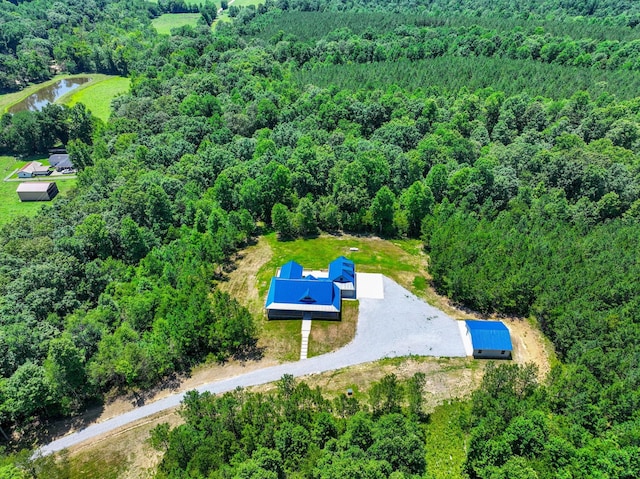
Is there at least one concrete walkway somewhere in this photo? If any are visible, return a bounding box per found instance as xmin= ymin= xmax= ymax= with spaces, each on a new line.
xmin=300 ymin=314 xmax=312 ymax=359
xmin=38 ymin=276 xmax=467 ymax=456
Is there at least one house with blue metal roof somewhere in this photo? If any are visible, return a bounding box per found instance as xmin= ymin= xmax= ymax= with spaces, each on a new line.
xmin=266 ymin=257 xmax=357 ymax=320
xmin=265 ymin=278 xmax=341 ymax=320
xmin=465 ymin=320 xmax=513 ymax=359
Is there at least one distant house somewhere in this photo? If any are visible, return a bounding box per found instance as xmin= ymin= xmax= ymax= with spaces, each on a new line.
xmin=49 ymin=153 xmax=74 ymax=171
xmin=17 ymin=161 xmax=51 ymax=178
xmin=17 ymin=182 xmax=58 ymax=201
xmin=265 ymin=257 xmax=357 ymax=320
xmin=465 ymin=320 xmax=513 ymax=359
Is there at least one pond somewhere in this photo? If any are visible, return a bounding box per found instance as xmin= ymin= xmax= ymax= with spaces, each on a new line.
xmin=8 ymin=77 xmax=91 ymax=114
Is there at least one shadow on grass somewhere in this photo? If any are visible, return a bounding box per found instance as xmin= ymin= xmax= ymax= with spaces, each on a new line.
xmin=232 ymin=342 xmax=266 ymax=363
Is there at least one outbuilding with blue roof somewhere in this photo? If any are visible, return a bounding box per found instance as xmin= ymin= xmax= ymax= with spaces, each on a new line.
xmin=465 ymin=320 xmax=513 ymax=359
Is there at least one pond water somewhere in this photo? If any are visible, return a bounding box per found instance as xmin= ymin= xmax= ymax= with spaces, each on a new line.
xmin=8 ymin=77 xmax=90 ymax=114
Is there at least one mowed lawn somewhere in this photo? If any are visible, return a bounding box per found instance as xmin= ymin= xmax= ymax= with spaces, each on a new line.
xmin=229 ymin=0 xmax=264 ymax=7
xmin=152 ymin=13 xmax=201 ymax=34
xmin=65 ymin=76 xmax=130 ymax=122
xmin=0 ymin=156 xmax=77 ymax=226
xmin=258 ymin=233 xmax=425 ymax=299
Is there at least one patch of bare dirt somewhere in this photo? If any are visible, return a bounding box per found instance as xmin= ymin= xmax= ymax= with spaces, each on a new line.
xmin=503 ymin=317 xmax=554 ymax=379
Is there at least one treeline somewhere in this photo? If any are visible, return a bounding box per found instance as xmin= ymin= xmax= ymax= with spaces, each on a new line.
xmin=151 ymin=364 xmax=640 ymax=479
xmin=0 ymin=103 xmax=95 ymax=155
xmin=151 ymin=0 xmax=220 ymax=27
xmin=294 ymin=57 xmax=640 ymax=100
xmin=0 ymin=170 xmax=257 ymax=434
xmin=0 ymin=1 xmax=639 ymax=475
xmin=0 ymin=0 xmax=157 ymax=92
xmin=151 ymin=373 xmax=429 ymax=478
xmin=245 ymin=11 xmax=640 ymax=74
xmin=465 ymin=362 xmax=640 ymax=478
xmin=2 ymin=12 xmax=640 ymax=440
xmin=276 ymin=0 xmax=640 ymax=25
xmin=154 ymin=0 xmax=200 ymax=14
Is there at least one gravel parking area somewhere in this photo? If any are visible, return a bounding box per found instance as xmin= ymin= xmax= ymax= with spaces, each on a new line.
xmin=40 ymin=276 xmax=467 ymax=455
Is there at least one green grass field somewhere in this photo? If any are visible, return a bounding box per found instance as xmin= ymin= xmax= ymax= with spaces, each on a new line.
xmin=259 ymin=233 xmax=424 ymax=298
xmin=65 ymin=76 xmax=130 ymax=122
xmin=152 ymin=13 xmax=201 ymax=34
xmin=0 ymin=156 xmax=77 ymax=226
xmin=229 ymin=0 xmax=264 ymax=7
xmin=216 ymin=0 xmax=264 ymax=23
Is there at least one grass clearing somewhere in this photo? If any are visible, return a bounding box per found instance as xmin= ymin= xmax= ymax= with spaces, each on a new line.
xmin=65 ymin=76 xmax=130 ymax=122
xmin=230 ymin=0 xmax=264 ymax=7
xmin=0 ymin=155 xmax=77 ymax=226
xmin=256 ymin=233 xmax=427 ymax=361
xmin=62 ymin=409 xmax=182 ymax=479
xmin=152 ymin=13 xmax=201 ymax=35
xmin=222 ymin=233 xmax=439 ymax=362
xmin=220 ymin=232 xmax=554 ymax=375
xmin=252 ymin=356 xmax=481 ymax=411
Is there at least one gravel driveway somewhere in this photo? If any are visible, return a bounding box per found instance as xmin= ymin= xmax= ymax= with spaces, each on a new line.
xmin=39 ymin=276 xmax=466 ymax=456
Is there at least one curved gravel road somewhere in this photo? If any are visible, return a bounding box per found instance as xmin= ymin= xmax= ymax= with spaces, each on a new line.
xmin=38 ymin=275 xmax=466 ymax=456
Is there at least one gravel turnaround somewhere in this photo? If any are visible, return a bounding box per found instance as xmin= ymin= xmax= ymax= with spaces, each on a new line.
xmin=38 ymin=276 xmax=466 ymax=456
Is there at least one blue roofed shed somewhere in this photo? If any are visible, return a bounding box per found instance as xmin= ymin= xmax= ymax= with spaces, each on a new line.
xmin=265 ymin=278 xmax=341 ymax=320
xmin=465 ymin=320 xmax=513 ymax=359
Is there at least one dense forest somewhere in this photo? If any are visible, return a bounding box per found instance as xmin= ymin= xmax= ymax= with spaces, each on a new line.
xmin=1 ymin=0 xmax=640 ymax=477
xmin=0 ymin=0 xmax=216 ymax=92
xmin=150 ymin=374 xmax=430 ymax=478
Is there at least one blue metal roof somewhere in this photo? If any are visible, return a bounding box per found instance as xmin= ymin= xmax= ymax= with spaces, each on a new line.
xmin=329 ymin=256 xmax=355 ymax=283
xmin=266 ymin=278 xmax=341 ymax=311
xmin=465 ymin=320 xmax=513 ymax=351
xmin=279 ymin=260 xmax=303 ymax=279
